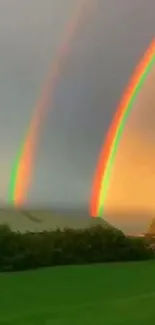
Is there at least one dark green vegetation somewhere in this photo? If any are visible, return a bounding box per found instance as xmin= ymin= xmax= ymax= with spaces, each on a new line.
xmin=1 ymin=261 xmax=155 ymax=324
xmin=0 ymin=224 xmax=153 ymax=272
xmin=0 ymin=224 xmax=154 ymax=324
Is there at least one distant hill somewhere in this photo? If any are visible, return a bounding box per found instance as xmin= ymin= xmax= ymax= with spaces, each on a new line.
xmin=0 ymin=208 xmax=153 ymax=235
xmin=0 ymin=208 xmax=111 ymax=233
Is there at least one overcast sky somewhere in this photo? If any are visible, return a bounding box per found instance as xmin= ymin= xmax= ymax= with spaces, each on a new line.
xmin=0 ymin=0 xmax=155 ymax=232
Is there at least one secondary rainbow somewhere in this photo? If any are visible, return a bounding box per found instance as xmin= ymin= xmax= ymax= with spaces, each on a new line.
xmin=90 ymin=39 xmax=155 ymax=218
xmin=8 ymin=0 xmax=96 ymax=207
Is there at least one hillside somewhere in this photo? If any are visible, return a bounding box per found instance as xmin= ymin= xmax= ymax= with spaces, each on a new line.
xmin=0 ymin=208 xmax=110 ymax=233
xmin=1 ymin=262 xmax=155 ymax=325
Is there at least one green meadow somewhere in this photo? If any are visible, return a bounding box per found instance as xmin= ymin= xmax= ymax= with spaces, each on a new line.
xmin=0 ymin=261 xmax=155 ymax=325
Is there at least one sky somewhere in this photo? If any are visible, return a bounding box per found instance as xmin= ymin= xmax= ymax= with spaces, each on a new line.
xmin=0 ymin=0 xmax=155 ymax=233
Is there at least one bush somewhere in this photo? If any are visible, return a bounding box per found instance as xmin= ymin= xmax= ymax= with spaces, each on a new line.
xmin=0 ymin=224 xmax=153 ymax=272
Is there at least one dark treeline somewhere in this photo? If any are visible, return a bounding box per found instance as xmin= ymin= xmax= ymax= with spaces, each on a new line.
xmin=0 ymin=224 xmax=153 ymax=272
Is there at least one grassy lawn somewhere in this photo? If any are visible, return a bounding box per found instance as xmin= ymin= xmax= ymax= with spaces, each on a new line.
xmin=0 ymin=261 xmax=155 ymax=324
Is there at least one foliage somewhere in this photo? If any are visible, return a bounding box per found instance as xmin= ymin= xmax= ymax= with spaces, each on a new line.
xmin=0 ymin=224 xmax=153 ymax=271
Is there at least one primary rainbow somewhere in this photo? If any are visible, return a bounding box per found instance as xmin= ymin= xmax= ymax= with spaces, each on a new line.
xmin=90 ymin=39 xmax=155 ymax=218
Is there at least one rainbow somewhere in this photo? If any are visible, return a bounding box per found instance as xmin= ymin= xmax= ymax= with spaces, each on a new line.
xmin=90 ymin=39 xmax=155 ymax=218
xmin=8 ymin=0 xmax=96 ymax=207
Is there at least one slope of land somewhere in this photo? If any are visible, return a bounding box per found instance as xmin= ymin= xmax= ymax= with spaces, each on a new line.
xmin=0 ymin=208 xmax=109 ymax=232
xmin=0 ymin=261 xmax=155 ymax=325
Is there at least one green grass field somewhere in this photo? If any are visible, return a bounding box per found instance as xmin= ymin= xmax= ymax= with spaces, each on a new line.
xmin=0 ymin=261 xmax=155 ymax=325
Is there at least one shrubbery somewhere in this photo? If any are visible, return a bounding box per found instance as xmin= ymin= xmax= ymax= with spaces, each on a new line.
xmin=0 ymin=224 xmax=153 ymax=272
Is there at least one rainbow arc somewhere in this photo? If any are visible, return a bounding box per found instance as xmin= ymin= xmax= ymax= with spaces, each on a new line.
xmin=90 ymin=39 xmax=155 ymax=217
